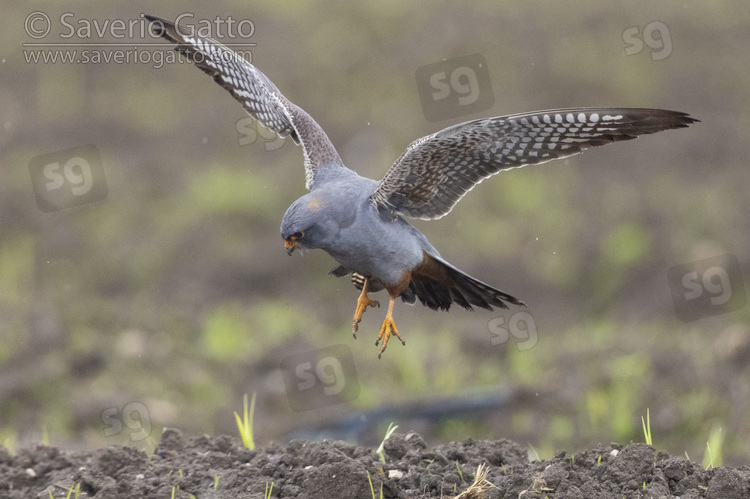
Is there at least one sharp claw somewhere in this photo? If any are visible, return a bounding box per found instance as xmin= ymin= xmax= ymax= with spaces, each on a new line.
xmin=352 ymin=278 xmax=379 ymax=334
xmin=354 ymin=285 xmax=404 ymax=358
xmin=375 ymin=310 xmax=404 ymax=357
xmin=377 ymin=342 xmax=387 ymax=359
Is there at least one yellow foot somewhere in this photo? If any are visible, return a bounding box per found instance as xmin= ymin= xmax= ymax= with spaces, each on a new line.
xmin=352 ymin=277 xmax=379 ymax=338
xmin=375 ymin=304 xmax=406 ymax=359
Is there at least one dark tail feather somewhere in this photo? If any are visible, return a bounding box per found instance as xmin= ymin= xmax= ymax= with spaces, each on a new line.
xmin=410 ymin=254 xmax=526 ymax=312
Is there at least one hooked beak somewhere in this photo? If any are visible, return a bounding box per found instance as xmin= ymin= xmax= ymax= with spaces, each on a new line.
xmin=285 ymin=240 xmax=299 ymax=255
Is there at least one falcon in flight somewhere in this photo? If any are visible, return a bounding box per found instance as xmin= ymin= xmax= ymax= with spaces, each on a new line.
xmin=146 ymin=15 xmax=696 ymax=357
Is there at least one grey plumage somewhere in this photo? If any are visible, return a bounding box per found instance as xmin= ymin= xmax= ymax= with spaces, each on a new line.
xmin=147 ymin=14 xmax=697 ymax=355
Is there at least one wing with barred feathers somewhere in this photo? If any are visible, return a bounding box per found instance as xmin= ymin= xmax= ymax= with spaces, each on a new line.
xmin=145 ymin=14 xmax=345 ymax=189
xmin=371 ymin=108 xmax=697 ymax=220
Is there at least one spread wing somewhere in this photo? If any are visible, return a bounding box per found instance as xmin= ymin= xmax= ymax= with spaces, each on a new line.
xmin=371 ymin=108 xmax=697 ymax=220
xmin=145 ymin=15 xmax=345 ymax=190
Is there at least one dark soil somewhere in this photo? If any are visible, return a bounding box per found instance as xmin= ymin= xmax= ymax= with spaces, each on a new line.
xmin=3 ymin=429 xmax=750 ymax=498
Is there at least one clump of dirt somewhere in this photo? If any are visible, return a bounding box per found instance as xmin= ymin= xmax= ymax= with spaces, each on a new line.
xmin=2 ymin=428 xmax=749 ymax=498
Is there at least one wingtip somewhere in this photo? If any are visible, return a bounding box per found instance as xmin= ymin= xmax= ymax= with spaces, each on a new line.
xmin=683 ymin=116 xmax=701 ymax=125
xmin=671 ymin=110 xmax=700 ymax=126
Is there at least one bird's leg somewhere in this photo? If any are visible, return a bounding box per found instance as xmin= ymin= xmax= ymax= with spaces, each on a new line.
xmin=352 ymin=276 xmax=379 ymax=338
xmin=375 ymin=295 xmax=406 ymax=359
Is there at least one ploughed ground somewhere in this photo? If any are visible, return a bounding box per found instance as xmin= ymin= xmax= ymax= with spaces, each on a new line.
xmin=3 ymin=428 xmax=749 ymax=498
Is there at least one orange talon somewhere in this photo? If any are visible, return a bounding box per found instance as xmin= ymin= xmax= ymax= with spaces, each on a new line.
xmin=352 ymin=276 xmax=379 ymax=338
xmin=375 ymin=296 xmax=406 ymax=358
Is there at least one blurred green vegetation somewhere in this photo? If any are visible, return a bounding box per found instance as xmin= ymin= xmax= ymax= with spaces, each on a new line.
xmin=2 ymin=1 xmax=750 ymax=465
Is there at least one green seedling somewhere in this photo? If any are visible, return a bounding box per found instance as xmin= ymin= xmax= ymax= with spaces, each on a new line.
xmin=48 ymin=482 xmax=80 ymax=499
xmin=456 ymin=461 xmax=464 ymax=482
xmin=642 ymin=408 xmax=652 ymax=446
xmin=234 ymin=392 xmax=257 ymax=450
xmin=704 ymin=444 xmax=715 ymax=469
xmin=264 ymin=481 xmax=274 ymax=499
xmin=702 ymin=426 xmax=724 ymax=469
xmin=366 ymin=470 xmax=384 ymax=499
xmin=67 ymin=483 xmax=80 ymax=499
xmin=376 ymin=422 xmax=398 ymax=463
xmin=214 ymin=474 xmax=220 ymax=490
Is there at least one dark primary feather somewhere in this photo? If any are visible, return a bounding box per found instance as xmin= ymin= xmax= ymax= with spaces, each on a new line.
xmin=371 ymin=108 xmax=698 ymax=220
xmin=145 ymin=14 xmax=343 ymax=189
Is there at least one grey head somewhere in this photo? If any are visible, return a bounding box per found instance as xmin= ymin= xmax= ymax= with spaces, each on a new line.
xmin=281 ymin=190 xmax=346 ymax=255
xmin=281 ymin=168 xmax=373 ymax=255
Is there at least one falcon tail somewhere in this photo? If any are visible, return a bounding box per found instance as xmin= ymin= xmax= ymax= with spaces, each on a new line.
xmin=333 ymin=252 xmax=525 ymax=312
xmin=406 ymin=252 xmax=526 ymax=311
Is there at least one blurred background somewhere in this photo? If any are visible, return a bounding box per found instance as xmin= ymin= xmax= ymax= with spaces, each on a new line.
xmin=2 ymin=1 xmax=749 ymax=465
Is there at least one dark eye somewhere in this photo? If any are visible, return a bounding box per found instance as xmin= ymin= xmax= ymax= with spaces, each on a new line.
xmin=290 ymin=231 xmax=304 ymax=240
